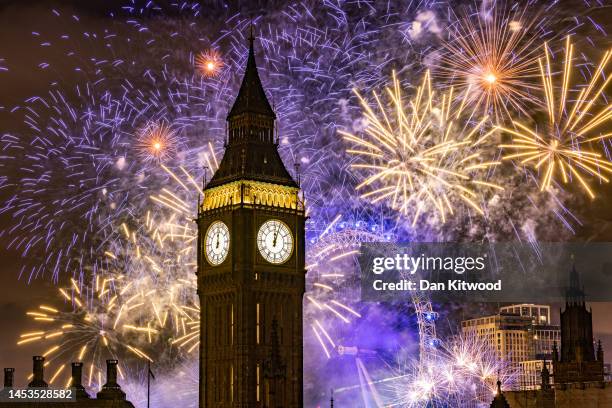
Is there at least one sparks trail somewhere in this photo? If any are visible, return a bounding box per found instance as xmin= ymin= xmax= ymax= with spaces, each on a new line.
xmin=499 ymin=36 xmax=612 ymax=199
xmin=341 ymin=71 xmax=503 ymax=226
xmin=380 ymin=333 xmax=517 ymax=406
xmin=18 ymin=277 xmax=157 ymax=391
xmin=436 ymin=2 xmax=546 ymax=121
xmin=136 ymin=121 xmax=180 ymax=163
xmin=195 ymin=49 xmax=224 ymax=78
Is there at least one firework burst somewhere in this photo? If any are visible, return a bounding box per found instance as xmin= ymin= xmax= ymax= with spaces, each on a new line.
xmin=499 ymin=36 xmax=612 ymax=199
xmin=437 ymin=3 xmax=544 ymax=120
xmin=17 ymin=176 xmax=208 ymax=388
xmin=341 ymin=71 xmax=503 ymax=226
xmin=106 ymin=218 xmax=200 ymax=356
xmin=381 ymin=333 xmax=518 ymax=406
xmin=1 ymin=2 xmax=609 ymax=406
xmin=444 ymin=333 xmax=517 ymax=397
xmin=17 ymin=277 xmax=158 ymax=390
xmin=136 ymin=121 xmax=180 ymax=163
xmin=195 ymin=49 xmax=224 ymax=78
xmin=104 ymin=166 xmax=206 ymax=357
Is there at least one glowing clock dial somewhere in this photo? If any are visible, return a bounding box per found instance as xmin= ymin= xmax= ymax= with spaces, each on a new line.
xmin=257 ymin=219 xmax=293 ymax=264
xmin=204 ymin=221 xmax=230 ymax=266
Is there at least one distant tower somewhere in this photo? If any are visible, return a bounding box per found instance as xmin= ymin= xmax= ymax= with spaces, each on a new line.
xmin=539 ymin=360 xmax=556 ymax=408
xmin=553 ymin=264 xmax=605 ymax=383
xmin=540 ymin=360 xmax=550 ymax=390
xmin=597 ymin=339 xmax=605 ymax=363
xmin=197 ymin=28 xmax=306 ymax=407
xmin=489 ymin=380 xmax=510 ymax=408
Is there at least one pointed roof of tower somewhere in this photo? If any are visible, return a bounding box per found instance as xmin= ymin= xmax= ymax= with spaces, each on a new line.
xmin=204 ymin=27 xmax=297 ymax=190
xmin=541 ymin=359 xmax=551 ymax=389
xmin=489 ymin=381 xmax=510 ymax=408
xmin=227 ymin=29 xmax=275 ymax=120
xmin=566 ymin=262 xmax=585 ymax=305
xmin=570 ymin=262 xmax=580 ymax=290
xmin=597 ymin=339 xmax=604 ymax=360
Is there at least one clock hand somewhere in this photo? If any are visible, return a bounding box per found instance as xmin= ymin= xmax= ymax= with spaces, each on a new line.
xmin=216 ymin=231 xmax=220 ymax=249
xmin=272 ymin=223 xmax=281 ymax=247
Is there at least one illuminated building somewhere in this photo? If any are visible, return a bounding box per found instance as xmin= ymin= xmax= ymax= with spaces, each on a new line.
xmin=462 ymin=311 xmax=534 ymax=363
xmin=196 ymin=29 xmax=306 ymax=407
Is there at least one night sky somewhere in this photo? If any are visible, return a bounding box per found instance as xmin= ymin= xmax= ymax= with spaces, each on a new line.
xmin=1 ymin=0 xmax=612 ymax=397
xmin=0 ymin=0 xmax=281 ymax=382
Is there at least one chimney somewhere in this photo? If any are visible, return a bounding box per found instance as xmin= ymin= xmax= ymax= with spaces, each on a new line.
xmin=71 ymin=362 xmax=89 ymax=399
xmin=3 ymin=368 xmax=14 ymax=388
xmin=28 ymin=356 xmax=48 ymax=388
xmin=96 ymin=359 xmax=126 ymax=400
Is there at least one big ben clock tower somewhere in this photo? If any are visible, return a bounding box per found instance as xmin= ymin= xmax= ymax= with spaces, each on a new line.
xmin=197 ymin=31 xmax=305 ymax=408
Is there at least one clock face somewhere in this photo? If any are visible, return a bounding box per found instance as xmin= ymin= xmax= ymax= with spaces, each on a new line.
xmin=204 ymin=221 xmax=230 ymax=266
xmin=257 ymin=219 xmax=293 ymax=264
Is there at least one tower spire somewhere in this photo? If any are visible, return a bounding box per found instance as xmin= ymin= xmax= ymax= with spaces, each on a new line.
xmin=541 ymin=359 xmax=550 ymax=390
xmin=567 ymin=262 xmax=585 ymax=305
xmin=226 ymin=26 xmax=275 ymax=120
xmin=555 ymin=257 xmax=603 ymax=383
xmin=196 ymin=22 xmax=305 ymax=408
xmin=204 ymin=24 xmax=297 ymax=190
xmin=489 ymin=380 xmax=510 ymax=408
xmin=597 ymin=339 xmax=604 ymax=362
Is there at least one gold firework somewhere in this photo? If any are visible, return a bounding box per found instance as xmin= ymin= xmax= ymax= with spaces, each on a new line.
xmin=17 ymin=277 xmax=156 ymax=389
xmin=108 ymin=201 xmax=201 ymax=353
xmin=169 ymin=303 xmax=200 ymax=353
xmin=499 ymin=37 xmax=612 ymax=199
xmin=136 ymin=120 xmax=178 ymax=163
xmin=340 ymin=71 xmax=502 ymax=225
xmin=105 ymin=161 xmax=221 ymax=356
xmin=110 ymin=164 xmax=210 ymax=354
xmin=17 ymin=163 xmax=211 ymax=387
xmin=195 ymin=49 xmax=224 ymax=78
xmin=437 ymin=4 xmax=542 ymax=120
